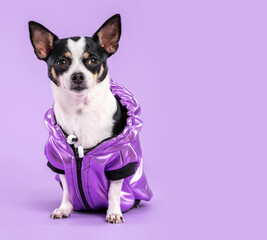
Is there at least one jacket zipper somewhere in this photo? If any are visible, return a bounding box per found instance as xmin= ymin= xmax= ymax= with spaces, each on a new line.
xmin=73 ymin=148 xmax=92 ymax=211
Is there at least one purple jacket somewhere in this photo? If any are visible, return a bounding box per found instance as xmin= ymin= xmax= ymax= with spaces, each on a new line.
xmin=44 ymin=80 xmax=153 ymax=212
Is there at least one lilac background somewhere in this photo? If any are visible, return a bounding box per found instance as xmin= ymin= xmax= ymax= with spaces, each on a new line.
xmin=0 ymin=0 xmax=266 ymax=239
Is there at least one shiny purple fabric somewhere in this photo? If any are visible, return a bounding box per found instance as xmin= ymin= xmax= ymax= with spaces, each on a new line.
xmin=44 ymin=80 xmax=153 ymax=212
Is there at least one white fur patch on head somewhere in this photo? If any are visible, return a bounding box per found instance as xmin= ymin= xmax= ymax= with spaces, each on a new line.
xmin=58 ymin=37 xmax=95 ymax=92
xmin=68 ymin=37 xmax=86 ymax=65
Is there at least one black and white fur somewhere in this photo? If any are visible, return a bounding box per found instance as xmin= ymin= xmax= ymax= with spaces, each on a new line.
xmin=29 ymin=14 xmax=127 ymax=224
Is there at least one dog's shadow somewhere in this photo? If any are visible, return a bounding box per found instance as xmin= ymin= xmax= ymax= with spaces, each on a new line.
xmin=26 ymin=194 xmax=106 ymax=224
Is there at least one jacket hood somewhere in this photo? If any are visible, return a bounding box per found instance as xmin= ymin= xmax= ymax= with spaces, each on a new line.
xmin=44 ymin=79 xmax=143 ymax=155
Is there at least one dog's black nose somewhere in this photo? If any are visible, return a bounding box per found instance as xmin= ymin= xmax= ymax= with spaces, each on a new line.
xmin=71 ymin=72 xmax=85 ymax=84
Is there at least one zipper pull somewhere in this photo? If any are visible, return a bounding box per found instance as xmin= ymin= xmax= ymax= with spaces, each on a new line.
xmin=78 ymin=145 xmax=84 ymax=158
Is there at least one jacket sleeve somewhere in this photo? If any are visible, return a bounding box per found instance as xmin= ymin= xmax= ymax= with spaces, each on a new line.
xmin=44 ymin=137 xmax=65 ymax=174
xmin=104 ymin=139 xmax=141 ymax=180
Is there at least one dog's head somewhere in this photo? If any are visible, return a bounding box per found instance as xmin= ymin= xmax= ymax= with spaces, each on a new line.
xmin=29 ymin=14 xmax=121 ymax=94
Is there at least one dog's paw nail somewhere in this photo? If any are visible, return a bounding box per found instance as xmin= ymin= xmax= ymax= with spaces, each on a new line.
xmin=51 ymin=208 xmax=71 ymax=219
xmin=106 ymin=213 xmax=124 ymax=224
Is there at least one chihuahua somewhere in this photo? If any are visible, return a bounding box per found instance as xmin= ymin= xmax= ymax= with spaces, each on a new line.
xmin=29 ymin=14 xmax=152 ymax=224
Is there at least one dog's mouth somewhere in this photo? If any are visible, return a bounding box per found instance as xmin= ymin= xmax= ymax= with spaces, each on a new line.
xmin=70 ymin=85 xmax=87 ymax=92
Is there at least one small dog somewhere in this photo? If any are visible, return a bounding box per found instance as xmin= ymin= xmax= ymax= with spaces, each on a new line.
xmin=29 ymin=14 xmax=152 ymax=224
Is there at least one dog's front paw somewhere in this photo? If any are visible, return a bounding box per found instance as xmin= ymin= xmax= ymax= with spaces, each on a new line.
xmin=106 ymin=212 xmax=124 ymax=224
xmin=50 ymin=207 xmax=72 ymax=219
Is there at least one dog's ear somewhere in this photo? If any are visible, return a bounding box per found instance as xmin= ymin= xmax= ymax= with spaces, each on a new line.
xmin=28 ymin=21 xmax=58 ymax=60
xmin=92 ymin=14 xmax=121 ymax=55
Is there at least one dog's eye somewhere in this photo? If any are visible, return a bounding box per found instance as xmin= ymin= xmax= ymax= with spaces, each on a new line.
xmin=57 ymin=59 xmax=67 ymax=67
xmin=88 ymin=58 xmax=99 ymax=66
